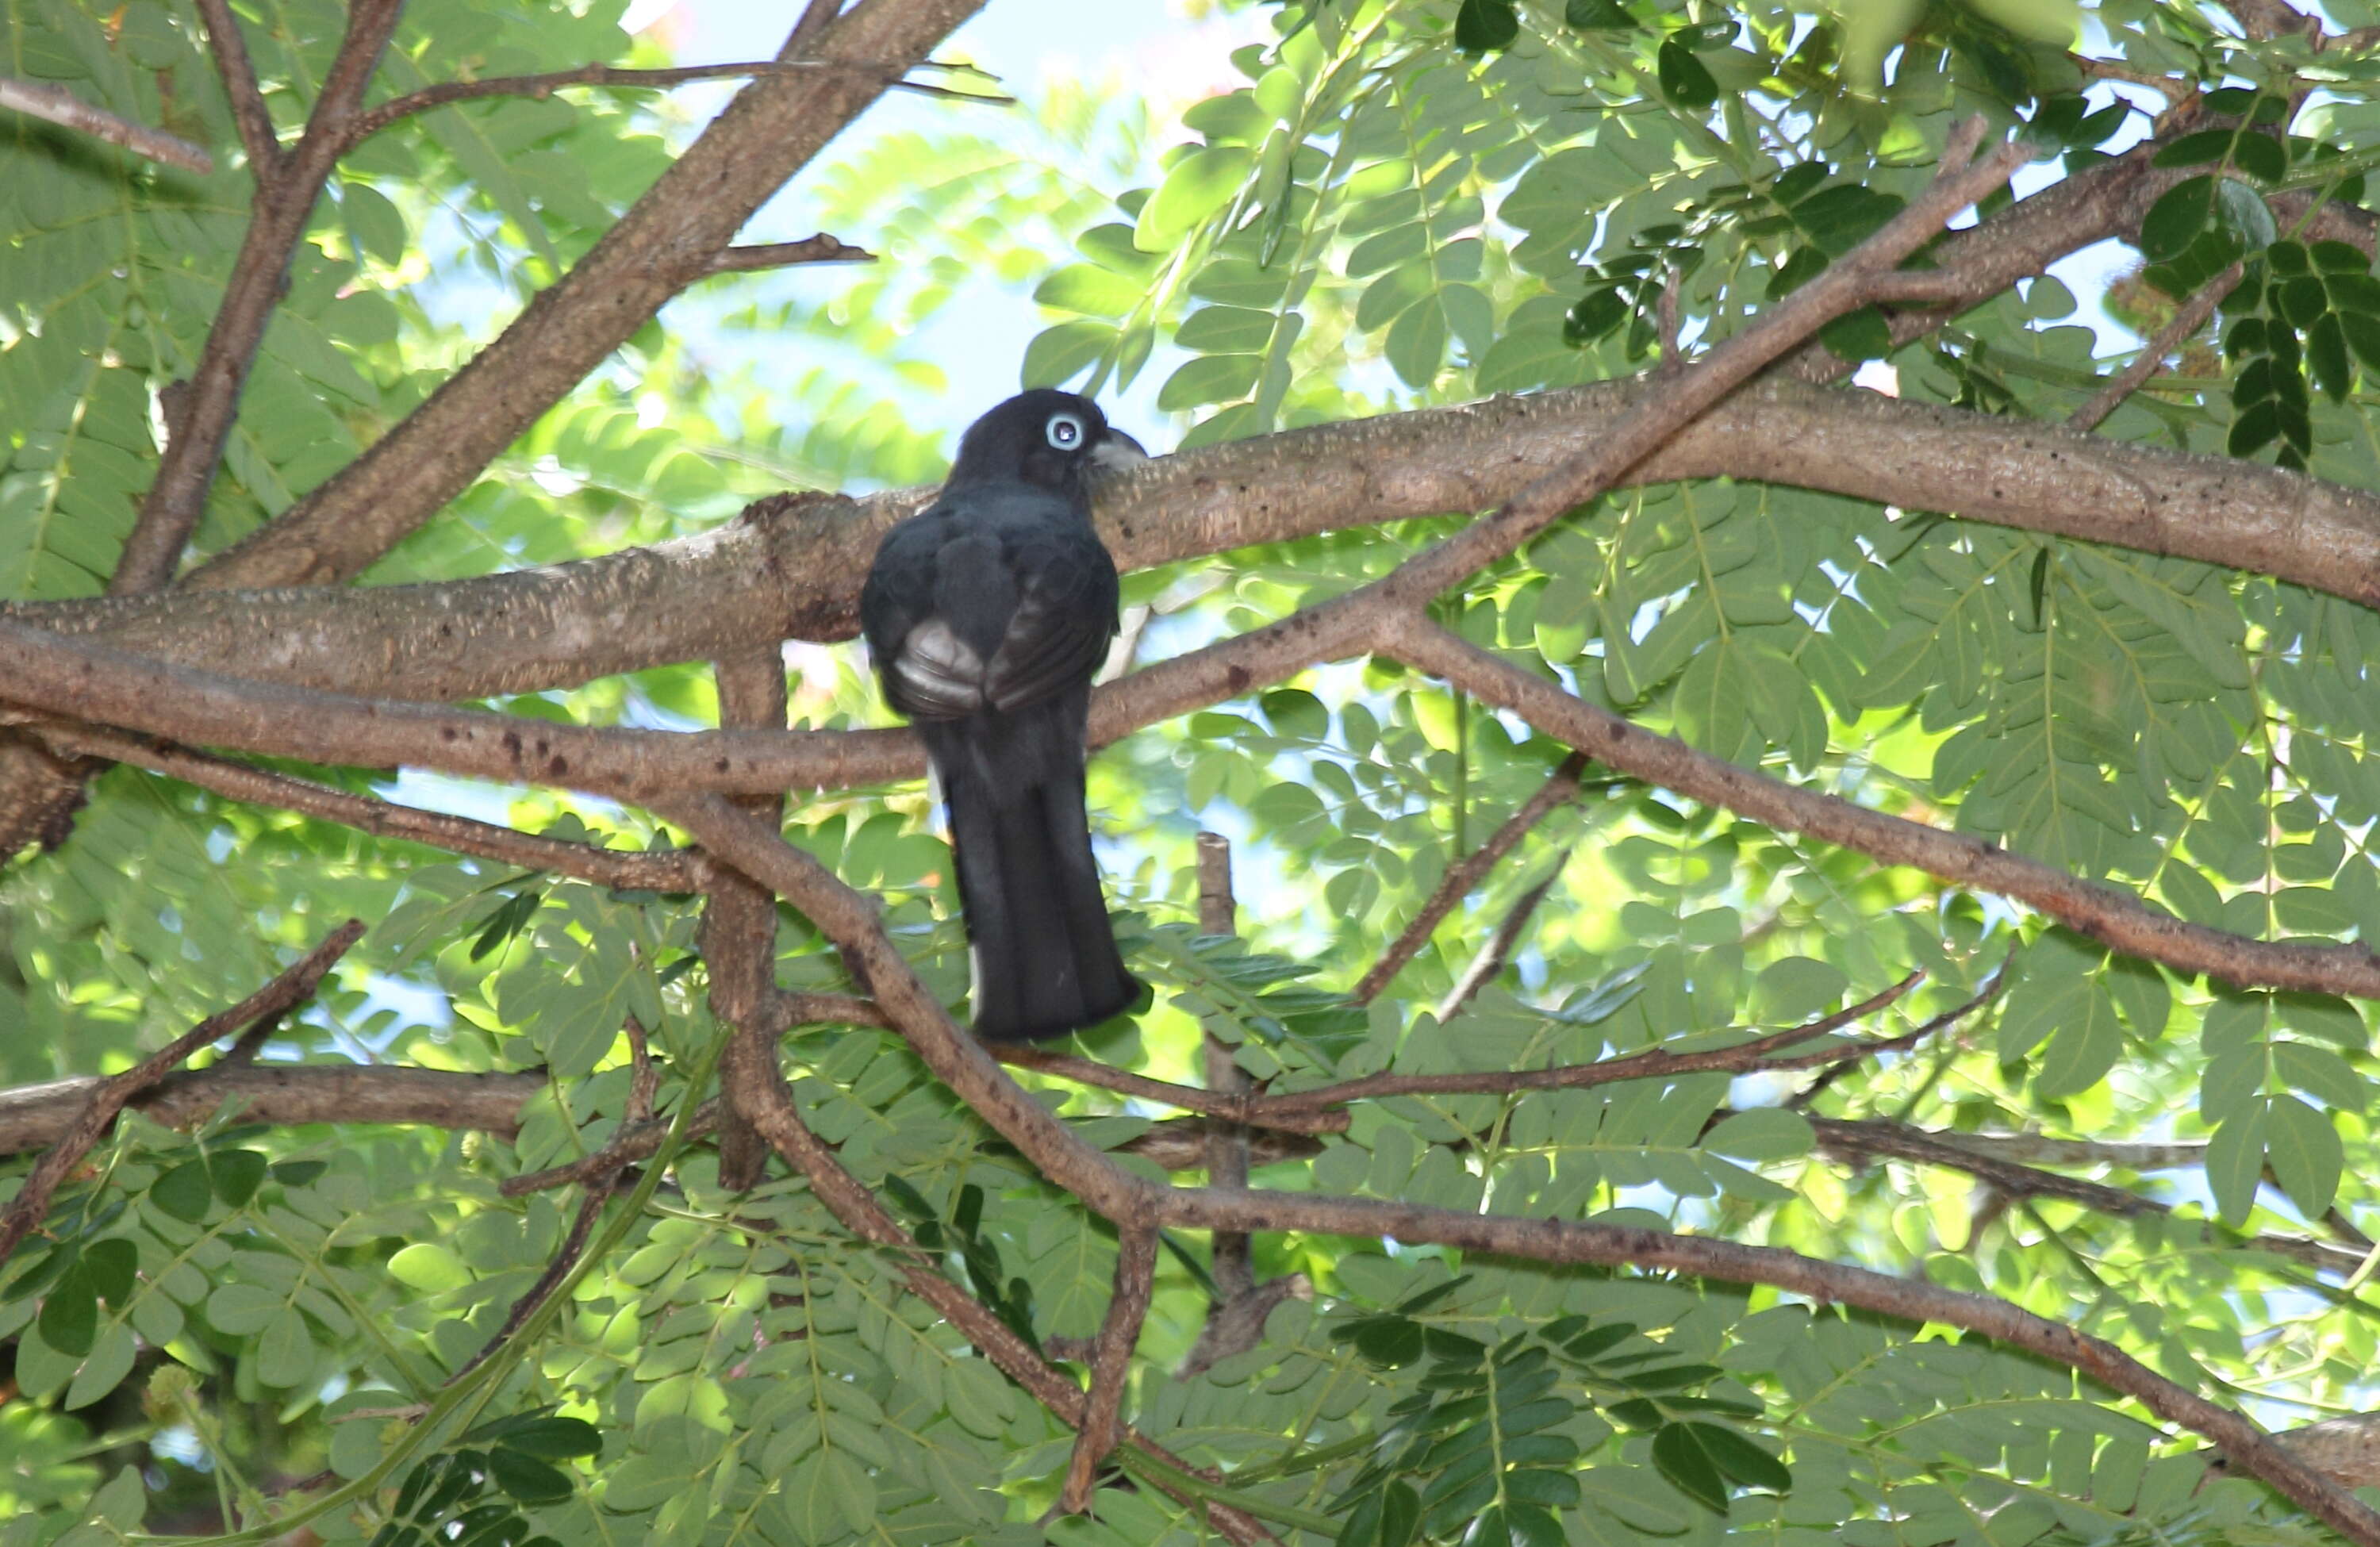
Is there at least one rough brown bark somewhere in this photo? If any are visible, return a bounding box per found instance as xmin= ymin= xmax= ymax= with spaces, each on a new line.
xmin=19 ymin=377 xmax=2380 ymax=712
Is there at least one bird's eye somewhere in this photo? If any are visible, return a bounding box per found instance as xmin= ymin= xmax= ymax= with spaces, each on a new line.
xmin=1046 ymin=413 xmax=1086 ymax=450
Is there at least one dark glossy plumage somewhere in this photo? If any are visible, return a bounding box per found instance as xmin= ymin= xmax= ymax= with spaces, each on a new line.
xmin=858 ymin=390 xmax=1146 ymax=1041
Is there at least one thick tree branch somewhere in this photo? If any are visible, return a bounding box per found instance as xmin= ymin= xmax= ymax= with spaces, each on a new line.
xmin=0 ymin=1065 xmax=540 ymax=1157
xmin=14 ymin=578 xmax=2377 ymax=1010
xmin=1353 ymin=752 xmax=1586 ymax=1004
xmin=28 ymin=372 xmax=2380 ymax=716
xmin=0 ymin=920 xmax=363 ymax=1267
xmin=0 ymin=75 xmax=213 ymax=174
xmin=708 ymin=647 xmax=792 ymax=1191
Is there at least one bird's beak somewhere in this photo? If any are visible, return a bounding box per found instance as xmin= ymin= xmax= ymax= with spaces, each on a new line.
xmin=1089 ymin=429 xmax=1149 ymax=470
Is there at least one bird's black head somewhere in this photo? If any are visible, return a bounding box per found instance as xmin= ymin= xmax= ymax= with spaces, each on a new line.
xmin=945 ymin=389 xmax=1147 ymax=497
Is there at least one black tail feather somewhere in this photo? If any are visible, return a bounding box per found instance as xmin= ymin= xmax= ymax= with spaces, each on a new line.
xmin=926 ymin=703 xmax=1138 ymax=1042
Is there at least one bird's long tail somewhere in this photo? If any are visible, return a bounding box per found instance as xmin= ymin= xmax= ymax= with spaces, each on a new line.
xmin=923 ymin=704 xmax=1140 ymax=1041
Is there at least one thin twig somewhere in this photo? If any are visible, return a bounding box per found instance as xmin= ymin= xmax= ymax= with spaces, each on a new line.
xmin=193 ymin=0 xmax=282 ymax=180
xmin=1382 ymin=616 xmax=2380 ymax=1000
xmin=1355 ymin=753 xmax=1587 ymax=1004
xmin=1196 ymin=834 xmax=1253 ymax=1301
xmin=702 ymin=235 xmax=876 ymax=274
xmin=1656 ymin=267 xmax=1683 ymax=373
xmin=1061 ymin=1227 xmax=1158 ymax=1513
xmin=2071 ymin=54 xmax=2190 ymax=103
xmin=1254 ymin=970 xmax=1930 ymax=1118
xmin=2068 ymin=261 xmax=2244 ymax=432
xmin=1813 ymin=1115 xmax=2366 ymax=1275
xmin=0 ymin=75 xmax=213 ymax=174
xmin=448 ymin=1175 xmax=616 ymax=1383
xmin=1434 ymin=849 xmax=1568 ymax=1023
xmin=334 ymin=60 xmax=1003 ymax=152
xmin=1791 ymin=965 xmax=2006 ymax=1108
xmin=113 ymin=0 xmax=404 ymax=594
xmin=0 ymin=920 xmax=363 ymax=1268
xmin=33 ymin=721 xmax=709 ymax=892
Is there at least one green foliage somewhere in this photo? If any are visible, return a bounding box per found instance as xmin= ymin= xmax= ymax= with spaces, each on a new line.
xmin=17 ymin=0 xmax=2380 ymax=1541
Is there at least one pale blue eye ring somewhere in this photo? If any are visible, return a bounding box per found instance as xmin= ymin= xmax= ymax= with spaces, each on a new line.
xmin=1046 ymin=413 xmax=1086 ymax=450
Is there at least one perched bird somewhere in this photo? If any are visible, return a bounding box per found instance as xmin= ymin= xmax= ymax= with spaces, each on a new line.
xmin=859 ymin=390 xmax=1149 ymax=1040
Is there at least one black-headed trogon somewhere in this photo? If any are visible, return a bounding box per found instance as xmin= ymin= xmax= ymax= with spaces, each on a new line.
xmin=858 ymin=390 xmax=1147 ymax=1040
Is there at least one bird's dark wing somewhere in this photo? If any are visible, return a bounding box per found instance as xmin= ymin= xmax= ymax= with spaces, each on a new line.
xmin=861 ymin=487 xmax=1117 ymax=723
xmin=979 ymin=522 xmax=1118 ymax=714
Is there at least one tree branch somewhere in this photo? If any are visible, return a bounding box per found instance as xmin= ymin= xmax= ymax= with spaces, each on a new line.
xmin=1195 ymin=834 xmax=1254 ymax=1306
xmin=2068 ymin=262 xmax=2244 ymax=432
xmin=0 ymin=920 xmax=363 ymax=1267
xmin=1384 ymin=616 xmax=2380 ymax=1000
xmin=22 ymin=376 xmax=2380 ymax=711
xmin=192 ymin=0 xmax=985 ymax=594
xmin=1061 ymin=1226 xmax=1157 ymax=1514
xmin=28 ymin=721 xmax=710 ymax=892
xmin=658 ymin=795 xmax=2380 ymax=1547
xmin=1433 ymin=850 xmax=1570 ymax=1023
xmin=1253 ymin=969 xmax=1933 ymax=1118
xmin=708 ymin=647 xmax=792 ymax=1191
xmin=449 ymin=1173 xmax=616 ymax=1383
xmin=113 ymin=0 xmax=405 ymax=596
xmin=1354 ymin=752 xmax=1586 ymax=1004
xmin=702 ymin=235 xmax=874 ymax=274
xmin=716 ymin=1005 xmax=1275 ymax=1543
xmin=0 ymin=75 xmax=213 ymax=174
xmin=1810 ymin=1114 xmax=2366 ymax=1275
xmin=1145 ymin=1183 xmax=2380 ymax=1545
xmin=336 ymin=60 xmax=943 ymax=151
xmin=192 ymin=0 xmax=282 ymax=182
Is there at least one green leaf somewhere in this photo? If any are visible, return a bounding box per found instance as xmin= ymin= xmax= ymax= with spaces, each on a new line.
xmin=2205 ymin=1107 xmax=2267 ymax=1226
xmin=209 ymin=1149 xmax=268 ymax=1208
xmin=2140 ymin=177 xmax=2215 ymax=263
xmin=1690 ymin=1422 xmax=1792 ymax=1491
xmin=1702 ymin=1108 xmax=1814 ymax=1161
xmin=1565 ymin=0 xmax=1633 ymax=26
xmin=2152 ymin=129 xmax=2237 ymax=169
xmin=489 ymin=1448 xmax=575 ymax=1506
xmin=1651 ymin=1420 xmax=1730 ymax=1512
xmin=2267 ymin=1095 xmax=2344 ymax=1218
xmin=1657 ymin=40 xmax=1719 ymax=108
xmin=1820 ymin=305 xmax=1892 ymax=363
xmin=80 ymin=1238 xmax=135 ymax=1304
xmin=38 ymin=1265 xmax=97 ymax=1358
xmin=494 ymin=1418 xmax=602 ymax=1459
xmin=1455 ymin=0 xmax=1520 ymax=53
xmin=1137 ymin=146 xmax=1253 ymax=251
xmin=1157 ymin=353 xmax=1261 ymax=410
